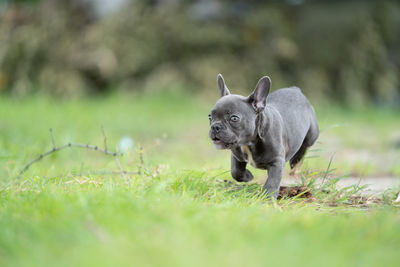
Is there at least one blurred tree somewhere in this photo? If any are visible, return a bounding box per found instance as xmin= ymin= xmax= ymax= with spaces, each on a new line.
xmin=0 ymin=0 xmax=399 ymax=106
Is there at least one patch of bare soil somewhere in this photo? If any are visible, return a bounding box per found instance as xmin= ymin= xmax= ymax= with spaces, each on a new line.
xmin=222 ymin=180 xmax=314 ymax=200
xmin=220 ymin=179 xmax=399 ymax=208
xmin=278 ymin=186 xmax=313 ymax=199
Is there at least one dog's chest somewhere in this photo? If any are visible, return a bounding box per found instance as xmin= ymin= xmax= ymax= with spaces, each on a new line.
xmin=241 ymin=145 xmax=257 ymax=167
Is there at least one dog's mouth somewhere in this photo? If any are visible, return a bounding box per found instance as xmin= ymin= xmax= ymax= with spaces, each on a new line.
xmin=212 ymin=136 xmax=223 ymax=144
xmin=211 ymin=136 xmax=235 ymax=149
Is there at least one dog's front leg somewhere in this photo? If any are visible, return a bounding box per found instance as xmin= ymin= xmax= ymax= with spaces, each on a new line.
xmin=230 ymin=154 xmax=254 ymax=182
xmin=263 ymin=158 xmax=285 ymax=198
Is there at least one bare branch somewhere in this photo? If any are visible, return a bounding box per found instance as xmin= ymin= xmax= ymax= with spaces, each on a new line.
xmin=114 ymin=155 xmax=127 ymax=184
xmin=49 ymin=128 xmax=56 ymax=149
xmin=138 ymin=145 xmax=144 ymax=175
xmin=20 ymin=129 xmax=127 ymax=182
xmin=139 ymin=145 xmax=144 ymax=165
xmin=101 ymin=125 xmax=108 ymax=152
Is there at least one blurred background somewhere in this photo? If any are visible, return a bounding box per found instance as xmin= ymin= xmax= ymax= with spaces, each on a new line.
xmin=1 ymin=0 xmax=400 ymax=180
xmin=1 ymin=0 xmax=400 ymax=105
xmin=2 ymin=2 xmax=400 ymax=265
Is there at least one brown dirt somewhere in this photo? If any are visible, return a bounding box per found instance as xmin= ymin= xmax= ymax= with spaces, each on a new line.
xmin=278 ymin=186 xmax=313 ymax=199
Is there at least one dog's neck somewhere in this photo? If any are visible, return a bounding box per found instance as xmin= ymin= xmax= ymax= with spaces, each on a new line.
xmin=238 ymin=105 xmax=277 ymax=167
xmin=251 ymin=105 xmax=274 ymax=141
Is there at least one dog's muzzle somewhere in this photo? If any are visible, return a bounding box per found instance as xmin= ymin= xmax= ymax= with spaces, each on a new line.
xmin=209 ymin=124 xmax=236 ymax=149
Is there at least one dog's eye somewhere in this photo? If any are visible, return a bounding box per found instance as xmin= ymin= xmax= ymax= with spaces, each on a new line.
xmin=230 ymin=115 xmax=239 ymax=122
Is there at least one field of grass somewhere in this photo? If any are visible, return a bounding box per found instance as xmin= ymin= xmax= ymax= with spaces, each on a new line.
xmin=1 ymin=92 xmax=400 ymax=266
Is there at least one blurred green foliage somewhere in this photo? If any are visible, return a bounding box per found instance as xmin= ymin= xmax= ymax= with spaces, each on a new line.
xmin=1 ymin=0 xmax=399 ymax=105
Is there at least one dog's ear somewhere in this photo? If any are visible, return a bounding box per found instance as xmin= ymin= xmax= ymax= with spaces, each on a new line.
xmin=217 ymin=74 xmax=230 ymax=97
xmin=248 ymin=76 xmax=271 ymax=113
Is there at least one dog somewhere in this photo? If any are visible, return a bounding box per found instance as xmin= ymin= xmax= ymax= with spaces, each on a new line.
xmin=209 ymin=74 xmax=319 ymax=198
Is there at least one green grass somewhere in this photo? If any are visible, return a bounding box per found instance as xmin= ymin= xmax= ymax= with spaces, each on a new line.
xmin=1 ymin=93 xmax=400 ymax=266
xmin=311 ymin=105 xmax=400 ymax=176
xmin=1 ymin=174 xmax=400 ymax=267
xmin=1 ymin=93 xmax=399 ymax=177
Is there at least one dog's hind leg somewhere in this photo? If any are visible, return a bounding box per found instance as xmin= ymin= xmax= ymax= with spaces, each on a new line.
xmin=289 ymin=142 xmax=307 ymax=169
xmin=289 ymin=121 xmax=319 ymax=169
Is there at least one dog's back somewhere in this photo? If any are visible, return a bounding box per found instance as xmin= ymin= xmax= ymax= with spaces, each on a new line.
xmin=267 ymin=87 xmax=319 ymax=162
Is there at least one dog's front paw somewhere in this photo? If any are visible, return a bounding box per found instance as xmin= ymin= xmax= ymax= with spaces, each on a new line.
xmin=232 ymin=169 xmax=254 ymax=182
xmin=261 ymin=186 xmax=279 ymax=200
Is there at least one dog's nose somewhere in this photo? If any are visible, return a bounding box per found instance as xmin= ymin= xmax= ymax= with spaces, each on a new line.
xmin=211 ymin=123 xmax=222 ymax=133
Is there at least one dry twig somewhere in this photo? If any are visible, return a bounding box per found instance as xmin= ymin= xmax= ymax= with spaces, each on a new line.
xmin=20 ymin=128 xmax=128 ymax=183
xmin=138 ymin=145 xmax=144 ymax=175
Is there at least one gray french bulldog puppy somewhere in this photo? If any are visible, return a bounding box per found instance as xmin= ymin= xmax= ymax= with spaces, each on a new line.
xmin=209 ymin=74 xmax=319 ymax=198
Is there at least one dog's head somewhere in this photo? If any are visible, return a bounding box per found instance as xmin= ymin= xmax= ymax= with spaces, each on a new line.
xmin=209 ymin=74 xmax=271 ymax=149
